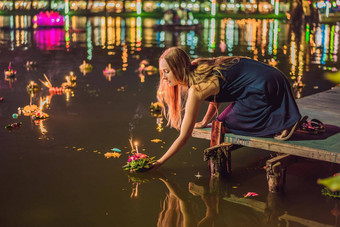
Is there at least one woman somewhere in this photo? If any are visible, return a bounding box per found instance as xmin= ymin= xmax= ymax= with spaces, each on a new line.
xmin=152 ymin=47 xmax=303 ymax=169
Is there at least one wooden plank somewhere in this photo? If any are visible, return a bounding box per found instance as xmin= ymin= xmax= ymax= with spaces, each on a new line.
xmin=192 ymin=87 xmax=340 ymax=164
xmin=193 ymin=129 xmax=340 ymax=164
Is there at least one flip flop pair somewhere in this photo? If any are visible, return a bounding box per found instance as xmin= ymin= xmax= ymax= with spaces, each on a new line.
xmin=274 ymin=115 xmax=309 ymax=141
xmin=298 ymin=118 xmax=326 ymax=134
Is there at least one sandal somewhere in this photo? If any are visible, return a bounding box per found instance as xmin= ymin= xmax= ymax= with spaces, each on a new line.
xmin=298 ymin=118 xmax=326 ymax=134
xmin=310 ymin=118 xmax=326 ymax=133
xmin=274 ymin=115 xmax=308 ymax=141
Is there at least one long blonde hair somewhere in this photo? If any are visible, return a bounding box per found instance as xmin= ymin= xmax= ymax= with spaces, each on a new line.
xmin=157 ymin=47 xmax=242 ymax=130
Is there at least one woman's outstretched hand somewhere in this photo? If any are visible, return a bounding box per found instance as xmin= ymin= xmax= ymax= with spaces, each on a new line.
xmin=149 ymin=160 xmax=163 ymax=170
xmin=194 ymin=121 xmax=208 ymax=128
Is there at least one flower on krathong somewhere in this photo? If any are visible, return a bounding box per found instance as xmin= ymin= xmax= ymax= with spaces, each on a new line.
xmin=123 ymin=153 xmax=156 ymax=172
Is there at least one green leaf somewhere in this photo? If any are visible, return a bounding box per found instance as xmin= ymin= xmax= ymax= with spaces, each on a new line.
xmin=318 ymin=175 xmax=340 ymax=192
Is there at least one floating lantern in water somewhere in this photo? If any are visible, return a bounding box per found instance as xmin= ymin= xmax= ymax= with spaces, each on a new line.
xmin=31 ymin=97 xmax=50 ymax=120
xmin=49 ymin=87 xmax=63 ymax=94
xmin=39 ymin=74 xmax=53 ymax=89
xmin=79 ymin=60 xmax=93 ymax=75
xmin=5 ymin=122 xmax=22 ymax=130
xmin=123 ymin=139 xmax=156 ymax=172
xmin=267 ymin=58 xmax=278 ymax=67
xmin=123 ymin=152 xmax=156 ymax=172
xmin=68 ymin=71 xmax=77 ymax=83
xmin=62 ymin=74 xmax=76 ymax=89
xmin=138 ymin=60 xmax=158 ymax=76
xmin=195 ymin=172 xmax=203 ymax=179
xmin=26 ymin=81 xmax=40 ymax=94
xmin=32 ymin=110 xmax=49 ymax=120
xmin=19 ymin=105 xmax=39 ymax=116
xmin=4 ymin=62 xmax=16 ymax=79
xmin=150 ymin=101 xmax=162 ymax=112
xmin=32 ymin=11 xmax=65 ymax=28
xmin=139 ymin=60 xmax=149 ymax=69
xmin=25 ymin=61 xmax=38 ymax=71
xmin=103 ymin=64 xmax=116 ymax=77
xmin=293 ymin=80 xmax=305 ymax=89
xmin=39 ymin=74 xmax=64 ymax=94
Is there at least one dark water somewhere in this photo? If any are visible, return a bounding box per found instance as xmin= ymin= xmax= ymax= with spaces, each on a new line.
xmin=0 ymin=15 xmax=339 ymax=226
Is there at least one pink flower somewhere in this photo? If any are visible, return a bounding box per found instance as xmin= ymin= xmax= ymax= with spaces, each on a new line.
xmin=140 ymin=154 xmax=146 ymax=159
xmin=243 ymin=192 xmax=259 ymax=197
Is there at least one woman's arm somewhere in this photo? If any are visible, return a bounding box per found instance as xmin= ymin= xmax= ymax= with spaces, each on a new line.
xmin=153 ymin=88 xmax=203 ymax=168
xmin=195 ymin=102 xmax=220 ymax=128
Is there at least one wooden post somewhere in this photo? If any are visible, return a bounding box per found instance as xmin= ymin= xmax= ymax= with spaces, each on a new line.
xmin=208 ymin=120 xmax=225 ymax=177
xmin=210 ymin=120 xmax=223 ymax=147
xmin=266 ymin=154 xmax=297 ymax=193
xmin=204 ymin=142 xmax=233 ymax=177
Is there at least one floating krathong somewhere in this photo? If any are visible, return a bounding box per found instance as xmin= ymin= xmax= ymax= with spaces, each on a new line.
xmin=61 ymin=73 xmax=76 ymax=89
xmin=123 ymin=139 xmax=156 ymax=172
xmin=32 ymin=110 xmax=49 ymax=120
xmin=18 ymin=105 xmax=39 ymax=116
xmin=103 ymin=64 xmax=116 ymax=77
xmin=32 ymin=97 xmax=50 ymax=120
xmin=68 ymin=71 xmax=77 ymax=83
xmin=138 ymin=60 xmax=158 ymax=76
xmin=39 ymin=74 xmax=64 ymax=94
xmin=32 ymin=11 xmax=65 ymax=27
xmin=293 ymin=80 xmax=305 ymax=89
xmin=150 ymin=101 xmax=162 ymax=112
xmin=49 ymin=87 xmax=63 ymax=94
xmin=79 ymin=60 xmax=93 ymax=75
xmin=123 ymin=153 xmax=156 ymax=172
xmin=26 ymin=81 xmax=40 ymax=94
xmin=4 ymin=62 xmax=17 ymax=79
xmin=25 ymin=61 xmax=38 ymax=71
xmin=5 ymin=122 xmax=22 ymax=130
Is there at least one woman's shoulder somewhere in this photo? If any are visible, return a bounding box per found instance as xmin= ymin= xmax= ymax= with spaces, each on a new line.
xmin=190 ymin=76 xmax=219 ymax=100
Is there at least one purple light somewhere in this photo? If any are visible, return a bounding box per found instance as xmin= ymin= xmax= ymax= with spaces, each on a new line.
xmin=33 ymin=11 xmax=65 ymax=27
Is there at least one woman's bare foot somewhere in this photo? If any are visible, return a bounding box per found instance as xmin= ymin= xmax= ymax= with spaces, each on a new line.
xmin=274 ymin=128 xmax=291 ymax=139
xmin=274 ymin=116 xmax=308 ymax=141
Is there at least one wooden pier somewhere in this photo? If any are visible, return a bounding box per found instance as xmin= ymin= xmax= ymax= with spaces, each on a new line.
xmin=192 ymin=86 xmax=340 ymax=192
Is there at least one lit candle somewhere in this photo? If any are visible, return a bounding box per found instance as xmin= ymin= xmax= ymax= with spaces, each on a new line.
xmin=134 ymin=142 xmax=139 ymax=154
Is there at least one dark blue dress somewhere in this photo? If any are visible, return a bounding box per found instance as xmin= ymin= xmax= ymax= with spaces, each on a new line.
xmin=206 ymin=58 xmax=301 ymax=137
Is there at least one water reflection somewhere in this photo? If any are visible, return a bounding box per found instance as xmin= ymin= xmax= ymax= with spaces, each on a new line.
xmin=34 ymin=28 xmax=65 ymax=50
xmin=1 ymin=15 xmax=339 ymax=99
xmin=1 ymin=14 xmax=340 ymax=226
xmin=125 ymin=171 xmax=339 ymax=227
xmin=1 ymin=16 xmax=337 ymax=70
